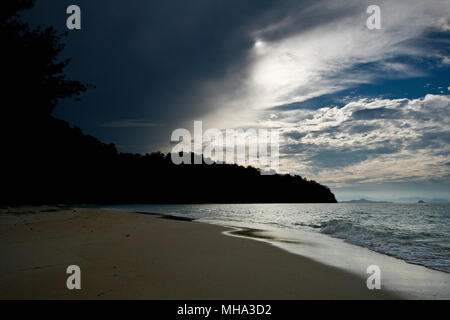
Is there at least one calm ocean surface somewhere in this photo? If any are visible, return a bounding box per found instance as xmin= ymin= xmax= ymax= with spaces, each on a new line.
xmin=105 ymin=203 xmax=450 ymax=273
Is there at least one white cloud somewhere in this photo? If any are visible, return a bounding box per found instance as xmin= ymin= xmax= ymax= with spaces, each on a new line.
xmin=190 ymin=1 xmax=450 ymax=189
xmin=442 ymin=56 xmax=450 ymax=65
xmin=267 ymin=94 xmax=450 ymax=187
xmin=437 ymin=17 xmax=450 ymax=31
xmin=203 ymin=0 xmax=449 ymax=129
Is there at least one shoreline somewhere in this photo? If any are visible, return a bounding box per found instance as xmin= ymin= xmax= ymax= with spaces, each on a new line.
xmin=0 ymin=206 xmax=398 ymax=299
xmin=197 ymin=218 xmax=450 ymax=300
xmin=104 ymin=204 xmax=450 ymax=299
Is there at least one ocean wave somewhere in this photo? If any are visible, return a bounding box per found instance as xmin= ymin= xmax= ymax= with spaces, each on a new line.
xmin=318 ymin=219 xmax=450 ymax=273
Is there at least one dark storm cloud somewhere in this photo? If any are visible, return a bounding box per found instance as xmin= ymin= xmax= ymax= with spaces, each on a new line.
xmin=250 ymin=0 xmax=363 ymax=42
xmin=24 ymin=0 xmax=364 ymax=153
xmin=25 ymin=0 xmax=277 ymax=150
xmin=99 ymin=119 xmax=159 ymax=128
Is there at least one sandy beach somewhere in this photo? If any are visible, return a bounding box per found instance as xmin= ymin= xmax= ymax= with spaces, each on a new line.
xmin=0 ymin=206 xmax=397 ymax=299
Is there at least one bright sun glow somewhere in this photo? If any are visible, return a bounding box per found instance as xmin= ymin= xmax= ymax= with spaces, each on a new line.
xmin=254 ymin=39 xmax=265 ymax=49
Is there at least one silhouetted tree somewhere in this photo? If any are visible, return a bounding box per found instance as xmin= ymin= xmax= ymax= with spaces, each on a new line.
xmin=1 ymin=0 xmax=89 ymax=120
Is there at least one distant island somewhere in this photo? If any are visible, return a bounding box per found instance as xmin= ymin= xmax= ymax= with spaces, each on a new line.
xmin=341 ymin=198 xmax=450 ymax=204
xmin=395 ymin=197 xmax=449 ymax=203
xmin=341 ymin=199 xmax=391 ymax=204
xmin=1 ymin=2 xmax=337 ymax=206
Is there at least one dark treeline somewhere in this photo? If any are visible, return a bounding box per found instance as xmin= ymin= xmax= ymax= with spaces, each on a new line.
xmin=3 ymin=116 xmax=337 ymax=204
xmin=1 ymin=1 xmax=337 ymax=205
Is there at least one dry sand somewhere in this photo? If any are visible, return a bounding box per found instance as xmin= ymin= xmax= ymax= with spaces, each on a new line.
xmin=0 ymin=207 xmax=398 ymax=299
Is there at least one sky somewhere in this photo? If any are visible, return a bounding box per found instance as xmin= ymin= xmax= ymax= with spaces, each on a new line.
xmin=25 ymin=0 xmax=450 ymax=201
